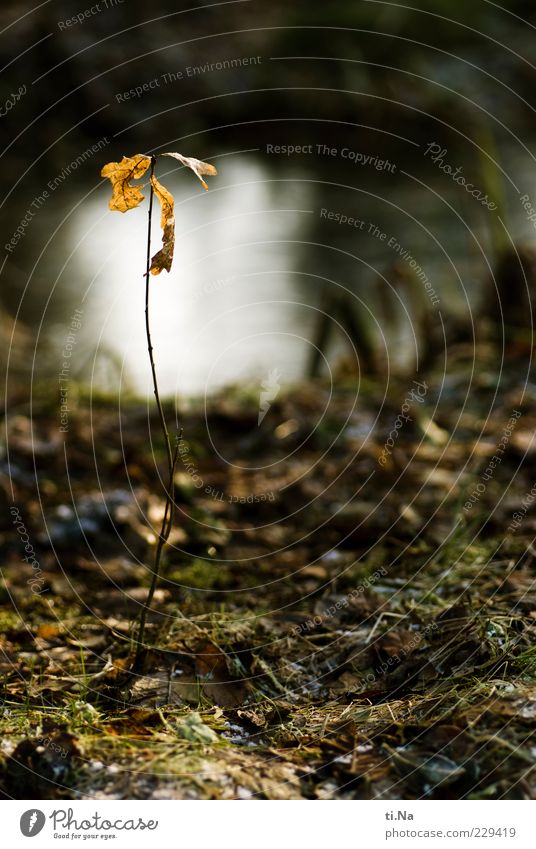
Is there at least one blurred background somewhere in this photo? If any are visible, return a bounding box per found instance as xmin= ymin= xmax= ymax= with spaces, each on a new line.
xmin=2 ymin=0 xmax=536 ymax=399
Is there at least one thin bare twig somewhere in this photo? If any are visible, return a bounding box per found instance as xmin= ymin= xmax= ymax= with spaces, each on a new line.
xmin=134 ymin=157 xmax=179 ymax=669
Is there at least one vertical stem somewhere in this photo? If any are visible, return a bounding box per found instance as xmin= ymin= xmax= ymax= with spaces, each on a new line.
xmin=135 ymin=156 xmax=178 ymax=669
xmin=144 ymin=157 xmax=173 ymax=474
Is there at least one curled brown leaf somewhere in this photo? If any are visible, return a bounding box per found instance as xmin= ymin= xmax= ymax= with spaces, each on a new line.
xmin=149 ymin=174 xmax=175 ymax=275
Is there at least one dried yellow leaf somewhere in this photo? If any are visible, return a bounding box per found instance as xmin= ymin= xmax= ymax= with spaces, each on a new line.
xmin=101 ymin=154 xmax=151 ymax=212
xmin=149 ymin=174 xmax=175 ymax=275
xmin=161 ymin=151 xmax=217 ymax=190
xmin=151 ymin=174 xmax=174 ymax=231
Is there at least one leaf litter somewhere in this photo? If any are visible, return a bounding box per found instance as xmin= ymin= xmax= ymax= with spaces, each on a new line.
xmin=1 ymin=361 xmax=536 ymax=799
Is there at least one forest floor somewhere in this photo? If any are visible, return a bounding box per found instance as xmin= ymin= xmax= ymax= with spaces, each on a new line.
xmin=1 ymin=347 xmax=536 ymax=799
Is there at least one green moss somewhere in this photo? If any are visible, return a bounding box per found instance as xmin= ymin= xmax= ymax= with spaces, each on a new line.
xmin=168 ymin=559 xmax=235 ymax=590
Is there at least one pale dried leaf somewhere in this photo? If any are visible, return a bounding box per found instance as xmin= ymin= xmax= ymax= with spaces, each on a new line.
xmin=161 ymin=151 xmax=217 ymax=190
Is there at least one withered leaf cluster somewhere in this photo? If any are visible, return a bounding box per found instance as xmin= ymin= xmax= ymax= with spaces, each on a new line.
xmin=101 ymin=152 xmax=217 ymax=275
